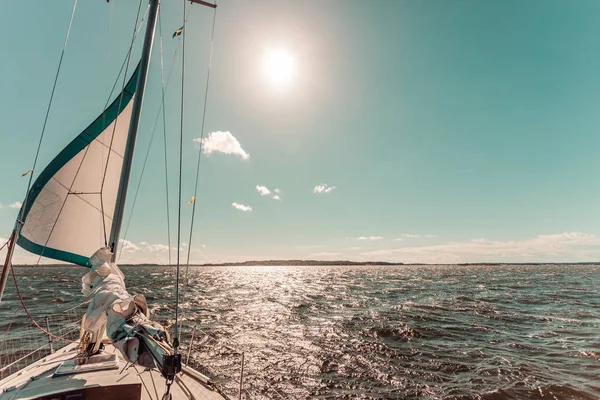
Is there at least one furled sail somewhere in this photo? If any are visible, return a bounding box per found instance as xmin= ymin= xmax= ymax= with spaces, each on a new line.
xmin=80 ymin=247 xmax=175 ymax=372
xmin=17 ymin=65 xmax=140 ymax=267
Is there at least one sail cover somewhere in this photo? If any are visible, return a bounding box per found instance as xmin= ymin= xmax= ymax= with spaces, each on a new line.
xmin=17 ymin=65 xmax=140 ymax=267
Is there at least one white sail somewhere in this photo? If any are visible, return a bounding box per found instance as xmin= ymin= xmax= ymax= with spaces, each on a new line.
xmin=17 ymin=66 xmax=140 ymax=267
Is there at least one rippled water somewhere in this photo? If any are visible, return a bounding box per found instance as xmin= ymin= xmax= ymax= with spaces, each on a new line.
xmin=1 ymin=264 xmax=599 ymax=399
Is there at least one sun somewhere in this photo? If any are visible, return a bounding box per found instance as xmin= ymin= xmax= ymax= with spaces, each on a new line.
xmin=264 ymin=50 xmax=294 ymax=84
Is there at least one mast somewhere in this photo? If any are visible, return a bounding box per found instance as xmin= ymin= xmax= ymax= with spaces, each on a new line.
xmin=109 ymin=0 xmax=161 ymax=262
xmin=0 ymin=229 xmax=18 ymax=302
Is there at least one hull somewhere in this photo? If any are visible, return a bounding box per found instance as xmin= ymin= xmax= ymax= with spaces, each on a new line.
xmin=0 ymin=341 xmax=229 ymax=400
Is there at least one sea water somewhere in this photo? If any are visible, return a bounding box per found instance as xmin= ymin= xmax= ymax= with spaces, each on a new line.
xmin=1 ymin=264 xmax=599 ymax=399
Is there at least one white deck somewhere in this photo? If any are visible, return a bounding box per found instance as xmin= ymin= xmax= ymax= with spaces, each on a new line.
xmin=0 ymin=342 xmax=229 ymax=400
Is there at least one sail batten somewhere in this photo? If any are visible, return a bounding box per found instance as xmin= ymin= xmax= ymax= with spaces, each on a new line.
xmin=17 ymin=65 xmax=141 ymax=267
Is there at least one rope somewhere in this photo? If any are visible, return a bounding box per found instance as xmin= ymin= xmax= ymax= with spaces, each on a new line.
xmin=0 ymin=308 xmax=18 ymax=352
xmin=159 ymin=10 xmax=173 ymax=266
xmin=117 ymin=7 xmax=187 ymax=263
xmin=181 ymin=1 xmax=218 ymax=315
xmin=21 ymin=0 xmax=78 ymax=212
xmin=174 ymin=0 xmax=189 ymax=351
xmin=104 ymin=4 xmax=151 ymax=110
xmin=99 ymin=5 xmax=149 ymax=245
xmin=100 ymin=0 xmax=145 ymax=246
xmin=18 ymin=0 xmax=78 ymax=229
xmin=148 ymin=367 xmax=161 ymax=400
xmin=9 ymin=264 xmax=75 ymax=344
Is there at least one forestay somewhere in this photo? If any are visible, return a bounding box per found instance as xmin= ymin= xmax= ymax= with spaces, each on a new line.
xmin=17 ymin=66 xmax=140 ymax=267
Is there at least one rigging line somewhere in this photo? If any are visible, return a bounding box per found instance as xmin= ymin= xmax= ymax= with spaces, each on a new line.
xmin=9 ymin=265 xmax=75 ymax=343
xmin=0 ymin=309 xmax=18 ymax=352
xmin=19 ymin=0 xmax=78 ymax=224
xmin=159 ymin=9 xmax=172 ymax=266
xmin=132 ymin=365 xmax=155 ymax=400
xmin=98 ymin=3 xmax=150 ymax=225
xmin=181 ymin=3 xmax=218 ymax=312
xmin=99 ymin=0 xmax=144 ymax=247
xmin=147 ymin=367 xmax=161 ymax=400
xmin=117 ymin=8 xmax=190 ymax=263
xmin=104 ymin=3 xmax=151 ymax=110
xmin=174 ymin=0 xmax=189 ymax=350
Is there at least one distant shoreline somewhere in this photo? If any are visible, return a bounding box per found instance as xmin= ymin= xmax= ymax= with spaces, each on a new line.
xmin=11 ymin=260 xmax=600 ymax=267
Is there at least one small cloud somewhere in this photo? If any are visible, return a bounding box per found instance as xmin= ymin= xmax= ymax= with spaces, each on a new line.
xmin=194 ymin=131 xmax=249 ymax=160
xmin=272 ymin=188 xmax=282 ymax=200
xmin=256 ymin=185 xmax=282 ymax=200
xmin=313 ymin=184 xmax=336 ymax=194
xmin=357 ymin=236 xmax=383 ymax=241
xmin=232 ymin=202 xmax=252 ymax=212
xmin=119 ymin=239 xmax=140 ymax=253
xmin=394 ymin=238 xmax=403 ymax=241
xmin=256 ymin=185 xmax=271 ymax=196
xmin=400 ymin=234 xmax=437 ymax=239
xmin=9 ymin=202 xmax=22 ymax=209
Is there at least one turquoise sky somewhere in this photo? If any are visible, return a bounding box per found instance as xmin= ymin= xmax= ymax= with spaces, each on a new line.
xmin=2 ymin=0 xmax=600 ymax=264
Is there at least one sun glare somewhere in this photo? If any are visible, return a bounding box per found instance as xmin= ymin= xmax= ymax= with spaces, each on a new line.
xmin=264 ymin=50 xmax=294 ymax=84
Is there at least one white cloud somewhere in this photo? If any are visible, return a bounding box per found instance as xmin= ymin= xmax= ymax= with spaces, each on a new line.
xmin=146 ymin=244 xmax=170 ymax=252
xmin=272 ymin=188 xmax=282 ymax=200
xmin=9 ymin=202 xmax=22 ymax=209
xmin=194 ymin=131 xmax=249 ymax=160
xmin=357 ymin=236 xmax=383 ymax=241
xmin=313 ymin=184 xmax=336 ymax=194
xmin=256 ymin=185 xmax=271 ymax=196
xmin=232 ymin=202 xmax=252 ymax=212
xmin=119 ymin=239 xmax=140 ymax=253
xmin=400 ymin=234 xmax=437 ymax=239
xmin=360 ymin=232 xmax=600 ymax=263
xmin=256 ymin=185 xmax=281 ymax=200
